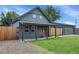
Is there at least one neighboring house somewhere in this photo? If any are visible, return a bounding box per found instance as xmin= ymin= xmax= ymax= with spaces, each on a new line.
xmin=11 ymin=7 xmax=75 ymax=40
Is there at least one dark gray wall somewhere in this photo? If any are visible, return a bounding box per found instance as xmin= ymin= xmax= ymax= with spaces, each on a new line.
xmin=20 ymin=9 xmax=50 ymax=25
xmin=19 ymin=25 xmax=45 ymax=39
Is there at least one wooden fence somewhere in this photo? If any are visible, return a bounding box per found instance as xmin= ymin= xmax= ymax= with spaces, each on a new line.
xmin=0 ymin=26 xmax=17 ymax=41
xmin=49 ymin=27 xmax=63 ymax=36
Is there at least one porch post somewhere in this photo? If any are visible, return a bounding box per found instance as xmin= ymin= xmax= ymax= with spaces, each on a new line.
xmin=62 ymin=26 xmax=64 ymax=35
xmin=73 ymin=27 xmax=75 ymax=34
xmin=54 ymin=26 xmax=57 ymax=38
xmin=21 ymin=23 xmax=24 ymax=41
xmin=45 ymin=26 xmax=49 ymax=39
xmin=21 ymin=30 xmax=24 ymax=41
xmin=19 ymin=22 xmax=24 ymax=42
xmin=35 ymin=25 xmax=37 ymax=40
xmin=47 ymin=26 xmax=49 ymax=39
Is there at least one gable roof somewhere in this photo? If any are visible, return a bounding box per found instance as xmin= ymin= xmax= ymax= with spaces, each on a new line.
xmin=11 ymin=6 xmax=75 ymax=27
xmin=41 ymin=8 xmax=75 ymax=27
xmin=12 ymin=7 xmax=51 ymax=24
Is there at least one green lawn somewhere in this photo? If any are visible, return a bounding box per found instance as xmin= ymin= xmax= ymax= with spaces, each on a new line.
xmin=31 ymin=35 xmax=79 ymax=54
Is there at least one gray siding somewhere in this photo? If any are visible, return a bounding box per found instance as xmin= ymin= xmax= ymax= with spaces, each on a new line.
xmin=20 ymin=9 xmax=50 ymax=25
xmin=11 ymin=21 xmax=19 ymax=27
xmin=22 ymin=29 xmax=45 ymax=39
xmin=19 ymin=25 xmax=45 ymax=39
xmin=19 ymin=25 xmax=34 ymax=39
xmin=36 ymin=27 xmax=45 ymax=38
xmin=23 ymin=32 xmax=35 ymax=39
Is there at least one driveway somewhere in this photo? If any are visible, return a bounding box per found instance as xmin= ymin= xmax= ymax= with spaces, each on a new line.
xmin=0 ymin=40 xmax=51 ymax=54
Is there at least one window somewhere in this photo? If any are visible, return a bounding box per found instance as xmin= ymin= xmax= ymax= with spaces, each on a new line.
xmin=25 ymin=26 xmax=28 ymax=28
xmin=24 ymin=25 xmax=35 ymax=32
xmin=31 ymin=30 xmax=34 ymax=32
xmin=25 ymin=30 xmax=28 ymax=32
xmin=25 ymin=25 xmax=29 ymax=32
xmin=33 ymin=14 xmax=36 ymax=18
xmin=30 ymin=25 xmax=35 ymax=32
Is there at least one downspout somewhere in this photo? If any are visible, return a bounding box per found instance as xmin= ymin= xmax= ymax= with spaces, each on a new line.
xmin=21 ymin=23 xmax=24 ymax=41
xmin=46 ymin=26 xmax=49 ymax=39
xmin=48 ymin=26 xmax=49 ymax=39
xmin=73 ymin=26 xmax=75 ymax=34
xmin=22 ymin=30 xmax=24 ymax=41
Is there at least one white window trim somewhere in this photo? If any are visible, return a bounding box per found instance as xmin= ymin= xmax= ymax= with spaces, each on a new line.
xmin=33 ymin=14 xmax=36 ymax=18
xmin=39 ymin=15 xmax=42 ymax=19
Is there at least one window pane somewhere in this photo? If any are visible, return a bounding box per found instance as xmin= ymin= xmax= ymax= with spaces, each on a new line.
xmin=33 ymin=14 xmax=36 ymax=18
xmin=39 ymin=16 xmax=42 ymax=19
xmin=25 ymin=30 xmax=28 ymax=32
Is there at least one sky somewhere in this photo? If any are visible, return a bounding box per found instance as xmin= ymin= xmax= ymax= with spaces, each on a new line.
xmin=0 ymin=5 xmax=79 ymax=27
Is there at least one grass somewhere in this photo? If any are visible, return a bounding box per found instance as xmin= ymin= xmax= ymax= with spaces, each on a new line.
xmin=31 ymin=35 xmax=79 ymax=54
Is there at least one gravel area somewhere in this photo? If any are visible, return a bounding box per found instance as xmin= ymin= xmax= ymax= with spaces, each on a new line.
xmin=0 ymin=40 xmax=51 ymax=54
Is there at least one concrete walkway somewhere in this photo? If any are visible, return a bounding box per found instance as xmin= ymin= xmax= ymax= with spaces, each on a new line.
xmin=0 ymin=40 xmax=52 ymax=54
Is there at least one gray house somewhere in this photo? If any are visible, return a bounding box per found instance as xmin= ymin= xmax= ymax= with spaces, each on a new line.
xmin=11 ymin=7 xmax=52 ymax=40
xmin=11 ymin=7 xmax=75 ymax=40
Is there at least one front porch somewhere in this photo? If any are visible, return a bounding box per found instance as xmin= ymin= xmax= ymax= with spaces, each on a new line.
xmin=19 ymin=23 xmax=50 ymax=40
xmin=23 ymin=36 xmax=55 ymax=41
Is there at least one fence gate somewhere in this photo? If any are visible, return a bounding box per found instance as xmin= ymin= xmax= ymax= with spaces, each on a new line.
xmin=0 ymin=26 xmax=17 ymax=41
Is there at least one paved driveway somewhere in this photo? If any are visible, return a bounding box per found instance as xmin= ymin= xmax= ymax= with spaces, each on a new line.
xmin=0 ymin=40 xmax=51 ymax=54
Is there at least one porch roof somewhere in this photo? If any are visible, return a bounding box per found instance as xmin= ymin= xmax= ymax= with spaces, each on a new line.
xmin=52 ymin=23 xmax=75 ymax=27
xmin=20 ymin=21 xmax=52 ymax=26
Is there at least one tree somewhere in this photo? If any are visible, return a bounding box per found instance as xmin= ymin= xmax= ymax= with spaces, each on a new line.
xmin=0 ymin=12 xmax=8 ymax=26
xmin=45 ymin=6 xmax=61 ymax=38
xmin=45 ymin=6 xmax=61 ymax=21
xmin=0 ymin=11 xmax=19 ymax=26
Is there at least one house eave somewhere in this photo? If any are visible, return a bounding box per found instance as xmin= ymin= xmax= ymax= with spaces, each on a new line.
xmin=20 ymin=21 xmax=52 ymax=26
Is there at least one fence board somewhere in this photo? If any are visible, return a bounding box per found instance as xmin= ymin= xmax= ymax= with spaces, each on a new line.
xmin=0 ymin=26 xmax=17 ymax=40
xmin=56 ymin=28 xmax=62 ymax=36
xmin=49 ymin=27 xmax=63 ymax=36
